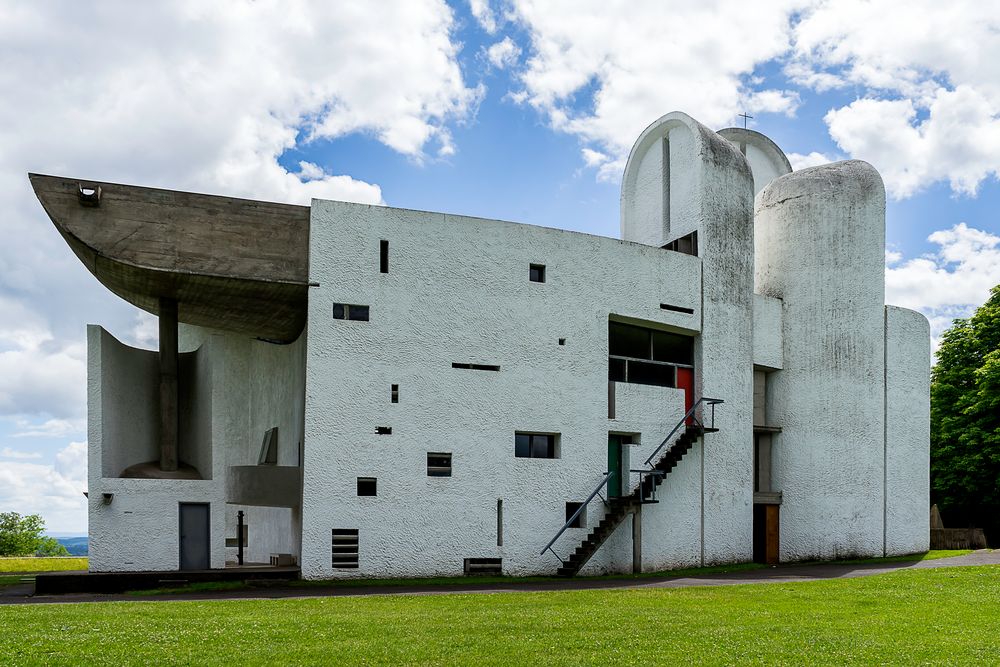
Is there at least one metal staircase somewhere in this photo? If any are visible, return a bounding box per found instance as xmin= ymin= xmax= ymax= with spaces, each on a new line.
xmin=541 ymin=397 xmax=722 ymax=577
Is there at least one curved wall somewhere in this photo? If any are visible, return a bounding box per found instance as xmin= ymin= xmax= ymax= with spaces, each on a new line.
xmin=755 ymin=160 xmax=887 ymax=560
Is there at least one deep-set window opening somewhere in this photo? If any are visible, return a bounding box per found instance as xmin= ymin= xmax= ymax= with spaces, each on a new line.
xmin=608 ymin=321 xmax=693 ymax=388
xmin=357 ymin=477 xmax=377 ymax=496
xmin=515 ymin=432 xmax=559 ymax=459
xmin=427 ymin=452 xmax=452 ymax=477
xmin=333 ymin=303 xmax=370 ymax=321
xmin=529 ymin=263 xmax=546 ymax=283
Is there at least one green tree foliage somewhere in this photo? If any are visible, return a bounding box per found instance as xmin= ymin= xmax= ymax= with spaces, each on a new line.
xmin=930 ymin=284 xmax=1000 ymax=522
xmin=0 ymin=512 xmax=70 ymax=557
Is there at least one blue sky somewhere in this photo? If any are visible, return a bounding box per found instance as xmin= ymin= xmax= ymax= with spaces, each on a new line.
xmin=1 ymin=0 xmax=999 ymax=533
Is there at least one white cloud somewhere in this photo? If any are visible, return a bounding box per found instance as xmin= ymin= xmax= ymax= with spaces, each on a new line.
xmin=791 ymin=0 xmax=1000 ymax=198
xmin=0 ymin=441 xmax=88 ymax=533
xmin=10 ymin=418 xmax=86 ymax=439
xmin=787 ymin=151 xmax=833 ymax=171
xmin=508 ymin=0 xmax=810 ymax=176
xmin=487 ymin=37 xmax=521 ymax=70
xmin=1 ymin=447 xmax=42 ymax=460
xmin=885 ymin=223 xmax=1000 ymax=347
xmin=468 ymin=0 xmax=499 ymax=33
xmin=0 ymin=299 xmax=86 ymax=420
xmin=0 ymin=0 xmax=480 ymax=427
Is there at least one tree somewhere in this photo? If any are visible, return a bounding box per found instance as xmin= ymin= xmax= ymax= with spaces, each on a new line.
xmin=0 ymin=512 xmax=70 ymax=557
xmin=930 ymin=284 xmax=1000 ymax=539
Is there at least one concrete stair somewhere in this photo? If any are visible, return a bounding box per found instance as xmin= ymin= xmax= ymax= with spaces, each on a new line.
xmin=555 ymin=425 xmax=710 ymax=577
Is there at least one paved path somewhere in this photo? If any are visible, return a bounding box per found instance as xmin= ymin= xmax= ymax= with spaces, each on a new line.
xmin=3 ymin=550 xmax=997 ymax=606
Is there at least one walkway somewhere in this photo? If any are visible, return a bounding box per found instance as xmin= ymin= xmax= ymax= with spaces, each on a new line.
xmin=3 ymin=550 xmax=997 ymax=606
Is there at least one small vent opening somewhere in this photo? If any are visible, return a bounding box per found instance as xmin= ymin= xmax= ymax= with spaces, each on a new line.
xmin=332 ymin=529 xmax=359 ymax=569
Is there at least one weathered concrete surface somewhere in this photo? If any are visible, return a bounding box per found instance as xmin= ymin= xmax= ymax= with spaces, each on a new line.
xmin=303 ymin=198 xmax=706 ymax=580
xmin=30 ymin=173 xmax=309 ymax=341
xmin=621 ymin=112 xmax=756 ymax=567
xmin=717 ymin=127 xmax=793 ymax=195
xmin=884 ymin=305 xmax=930 ymax=555
xmin=755 ymin=161 xmax=888 ymax=561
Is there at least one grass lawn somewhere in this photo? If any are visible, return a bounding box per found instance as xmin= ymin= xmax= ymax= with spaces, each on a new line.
xmin=2 ymin=565 xmax=998 ymax=665
xmin=0 ymin=557 xmax=88 ymax=574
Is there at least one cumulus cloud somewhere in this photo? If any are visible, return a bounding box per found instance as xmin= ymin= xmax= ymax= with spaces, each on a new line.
xmin=885 ymin=223 xmax=1000 ymax=347
xmin=791 ymin=0 xmax=1000 ymax=198
xmin=507 ymin=0 xmax=809 ymax=177
xmin=788 ymin=151 xmax=834 ymax=171
xmin=486 ymin=37 xmax=521 ymax=70
xmin=0 ymin=0 xmax=479 ymax=427
xmin=1 ymin=447 xmax=42 ymax=460
xmin=468 ymin=0 xmax=499 ymax=33
xmin=0 ymin=442 xmax=88 ymax=533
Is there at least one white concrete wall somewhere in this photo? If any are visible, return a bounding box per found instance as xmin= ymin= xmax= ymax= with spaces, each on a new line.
xmin=303 ymin=201 xmax=706 ymax=579
xmin=884 ymin=305 xmax=931 ymax=555
xmin=753 ymin=294 xmax=783 ymax=371
xmin=717 ymin=128 xmax=793 ymax=195
xmin=87 ymin=326 xmax=225 ymax=572
xmin=622 ymin=112 xmax=756 ymax=567
xmin=755 ymin=160 xmax=888 ymax=561
xmin=87 ymin=325 xmax=305 ymax=572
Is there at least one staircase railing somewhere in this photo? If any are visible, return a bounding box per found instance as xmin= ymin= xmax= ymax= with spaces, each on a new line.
xmin=540 ymin=471 xmax=611 ymax=562
xmin=540 ymin=395 xmax=724 ymax=564
xmin=643 ymin=396 xmax=724 ymax=466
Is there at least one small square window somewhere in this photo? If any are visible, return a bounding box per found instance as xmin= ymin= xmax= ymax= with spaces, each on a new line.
xmin=514 ymin=432 xmax=558 ymax=459
xmin=332 ymin=303 xmax=345 ymax=319
xmin=357 ymin=477 xmax=377 ymax=496
xmin=529 ymin=263 xmax=546 ymax=283
xmin=348 ymin=305 xmax=370 ymax=321
xmin=566 ymin=502 xmax=586 ymax=528
xmin=427 ymin=452 xmax=452 ymax=477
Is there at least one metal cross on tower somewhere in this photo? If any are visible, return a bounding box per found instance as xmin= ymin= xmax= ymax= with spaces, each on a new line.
xmin=738 ymin=112 xmax=753 ymax=129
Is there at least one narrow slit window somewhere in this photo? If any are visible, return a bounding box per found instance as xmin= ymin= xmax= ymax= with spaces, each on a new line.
xmin=427 ymin=452 xmax=452 ymax=477
xmin=529 ymin=263 xmax=546 ymax=283
xmin=379 ymin=239 xmax=389 ymax=273
xmin=452 ymin=362 xmax=501 ymax=372
xmin=333 ymin=303 xmax=370 ymax=321
xmin=357 ymin=477 xmax=377 ymax=496
xmin=391 ymin=384 xmax=399 ymax=403
xmin=660 ymin=303 xmax=694 ymax=315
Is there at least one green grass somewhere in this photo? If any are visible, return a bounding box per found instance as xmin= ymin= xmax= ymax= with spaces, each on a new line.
xmin=826 ymin=549 xmax=975 ymax=565
xmin=0 ymin=557 xmax=88 ymax=574
xmin=1 ymin=565 xmax=998 ymax=665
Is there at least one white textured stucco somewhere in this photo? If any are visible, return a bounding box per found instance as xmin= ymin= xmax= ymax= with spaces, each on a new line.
xmin=87 ymin=325 xmax=305 ymax=572
xmin=303 ymin=200 xmax=708 ymax=579
xmin=717 ymin=127 xmax=793 ymax=195
xmin=884 ymin=305 xmax=931 ymax=555
xmin=755 ymin=161 xmax=888 ymax=561
xmin=753 ymin=294 xmax=783 ymax=370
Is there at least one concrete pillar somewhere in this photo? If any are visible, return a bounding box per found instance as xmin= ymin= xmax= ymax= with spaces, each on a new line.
xmin=632 ymin=506 xmax=642 ymax=574
xmin=159 ymin=297 xmax=179 ymax=472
